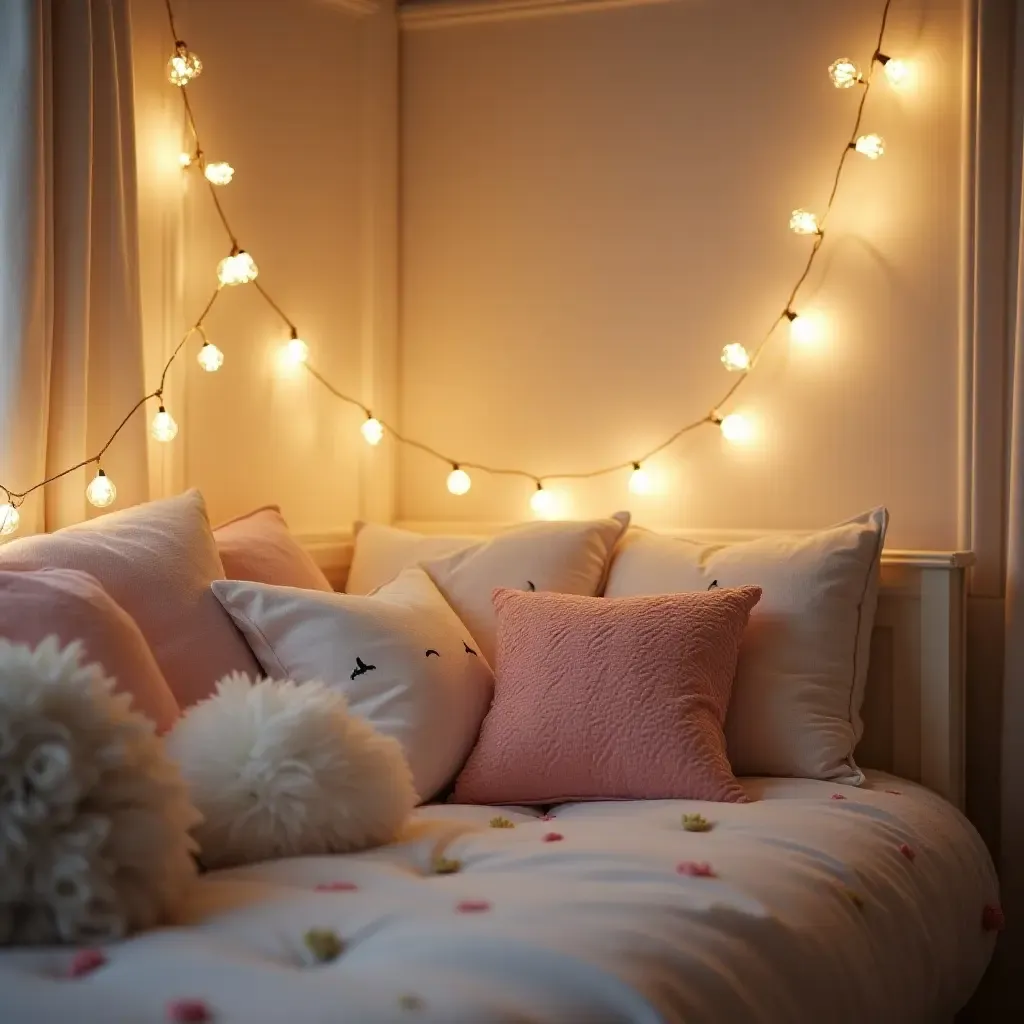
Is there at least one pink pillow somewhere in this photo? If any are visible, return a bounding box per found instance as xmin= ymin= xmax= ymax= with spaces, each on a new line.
xmin=214 ymin=506 xmax=332 ymax=592
xmin=0 ymin=490 xmax=260 ymax=709
xmin=453 ymin=586 xmax=762 ymax=804
xmin=0 ymin=569 xmax=180 ymax=733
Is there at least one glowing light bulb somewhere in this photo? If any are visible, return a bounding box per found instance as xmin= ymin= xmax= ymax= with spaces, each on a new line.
xmin=628 ymin=463 xmax=651 ymax=496
xmin=0 ymin=503 xmax=20 ymax=537
xmin=719 ymin=413 xmax=755 ymax=446
xmin=720 ymin=343 xmax=751 ymax=373
xmin=167 ymin=42 xmax=202 ymax=87
xmin=447 ymin=466 xmax=471 ymax=496
xmin=86 ymin=469 xmax=116 ymax=509
xmin=787 ymin=310 xmax=822 ymax=345
xmin=204 ymin=162 xmax=234 ymax=186
xmin=197 ymin=340 xmax=224 ymax=372
xmin=854 ymin=134 xmax=886 ymax=160
xmin=881 ymin=57 xmax=910 ymax=88
xmin=150 ymin=406 xmax=178 ymax=443
xmin=284 ymin=337 xmax=309 ymax=366
xmin=530 ymin=483 xmax=554 ymax=516
xmin=179 ymin=152 xmax=194 ymax=169
xmin=828 ymin=58 xmax=862 ymax=89
xmin=217 ymin=250 xmax=258 ymax=286
xmin=789 ymin=209 xmax=821 ymax=236
xmin=361 ymin=417 xmax=384 ymax=446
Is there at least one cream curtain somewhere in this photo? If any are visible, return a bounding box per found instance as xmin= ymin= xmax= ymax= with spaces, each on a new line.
xmin=0 ymin=0 xmax=148 ymax=534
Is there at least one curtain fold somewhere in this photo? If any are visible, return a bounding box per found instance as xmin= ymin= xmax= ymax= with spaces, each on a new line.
xmin=0 ymin=0 xmax=148 ymax=535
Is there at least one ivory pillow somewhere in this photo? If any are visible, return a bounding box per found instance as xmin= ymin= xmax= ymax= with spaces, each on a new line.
xmin=211 ymin=568 xmax=493 ymax=803
xmin=346 ymin=522 xmax=479 ymax=595
xmin=0 ymin=490 xmax=260 ymax=710
xmin=604 ymin=509 xmax=888 ymax=784
xmin=420 ymin=513 xmax=630 ymax=665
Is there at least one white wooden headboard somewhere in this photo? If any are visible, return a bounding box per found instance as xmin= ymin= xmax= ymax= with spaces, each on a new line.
xmin=298 ymin=527 xmax=973 ymax=810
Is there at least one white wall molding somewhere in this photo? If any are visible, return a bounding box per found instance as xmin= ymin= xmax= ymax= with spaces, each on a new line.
xmin=400 ymin=0 xmax=672 ymax=30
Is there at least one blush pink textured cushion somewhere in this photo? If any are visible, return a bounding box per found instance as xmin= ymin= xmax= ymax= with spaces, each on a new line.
xmin=0 ymin=490 xmax=260 ymax=708
xmin=0 ymin=569 xmax=180 ymax=733
xmin=214 ymin=506 xmax=332 ymax=592
xmin=453 ymin=586 xmax=762 ymax=805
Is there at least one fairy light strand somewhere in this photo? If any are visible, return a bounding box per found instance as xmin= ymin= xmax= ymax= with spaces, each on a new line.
xmin=0 ymin=0 xmax=899 ymax=525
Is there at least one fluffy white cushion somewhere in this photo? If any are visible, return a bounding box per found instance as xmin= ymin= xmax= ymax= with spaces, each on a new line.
xmin=0 ymin=638 xmax=199 ymax=945
xmin=604 ymin=509 xmax=888 ymax=784
xmin=211 ymin=569 xmax=494 ymax=803
xmin=166 ymin=675 xmax=416 ymax=869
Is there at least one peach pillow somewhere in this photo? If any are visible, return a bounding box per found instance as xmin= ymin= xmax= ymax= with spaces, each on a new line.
xmin=0 ymin=569 xmax=180 ymax=733
xmin=214 ymin=506 xmax=332 ymax=592
xmin=0 ymin=490 xmax=260 ymax=708
xmin=453 ymin=586 xmax=762 ymax=805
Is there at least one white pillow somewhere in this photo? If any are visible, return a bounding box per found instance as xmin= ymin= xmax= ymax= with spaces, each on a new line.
xmin=346 ymin=522 xmax=480 ymax=596
xmin=420 ymin=513 xmax=630 ymax=665
xmin=211 ymin=568 xmax=493 ymax=803
xmin=604 ymin=509 xmax=888 ymax=784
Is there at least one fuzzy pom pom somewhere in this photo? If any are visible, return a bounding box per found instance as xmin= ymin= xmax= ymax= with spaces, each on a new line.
xmin=166 ymin=675 xmax=415 ymax=869
xmin=0 ymin=638 xmax=199 ymax=945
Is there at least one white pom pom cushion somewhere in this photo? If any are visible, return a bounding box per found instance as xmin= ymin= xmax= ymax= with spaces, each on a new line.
xmin=211 ymin=569 xmax=494 ymax=803
xmin=604 ymin=509 xmax=888 ymax=784
xmin=0 ymin=638 xmax=199 ymax=945
xmin=166 ymin=676 xmax=416 ymax=869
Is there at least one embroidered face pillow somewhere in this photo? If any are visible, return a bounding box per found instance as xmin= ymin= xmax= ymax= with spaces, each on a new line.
xmin=212 ymin=568 xmax=494 ymax=803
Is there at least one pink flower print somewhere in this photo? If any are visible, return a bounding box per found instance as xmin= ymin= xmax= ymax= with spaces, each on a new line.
xmin=677 ymin=861 xmax=716 ymax=878
xmin=69 ymin=948 xmax=106 ymax=977
xmin=456 ymin=900 xmax=491 ymax=913
xmin=542 ymin=832 xmax=564 ymax=843
xmin=167 ymin=999 xmax=212 ymax=1022
xmin=830 ymin=793 xmax=847 ymax=801
xmin=315 ymin=882 xmax=358 ymax=892
xmin=899 ymin=843 xmax=916 ymax=862
xmin=885 ymin=789 xmax=902 ymax=796
xmin=539 ymin=814 xmax=555 ymax=822
xmin=982 ymin=904 xmax=1005 ymax=932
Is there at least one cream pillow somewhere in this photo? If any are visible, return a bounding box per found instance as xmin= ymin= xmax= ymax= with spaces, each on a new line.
xmin=420 ymin=513 xmax=630 ymax=665
xmin=211 ymin=568 xmax=493 ymax=803
xmin=346 ymin=523 xmax=479 ymax=595
xmin=604 ymin=509 xmax=888 ymax=784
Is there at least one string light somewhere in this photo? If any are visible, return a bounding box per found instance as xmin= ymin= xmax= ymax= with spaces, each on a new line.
xmin=86 ymin=469 xmax=117 ymax=509
xmin=717 ymin=413 xmax=755 ymax=446
xmin=853 ymin=134 xmax=886 ymax=159
xmin=628 ymin=463 xmax=652 ymax=496
xmin=179 ymin=151 xmax=194 ymax=169
xmin=786 ymin=309 xmax=821 ymax=345
xmin=283 ymin=329 xmax=309 ymax=366
xmin=875 ymin=52 xmax=910 ymax=87
xmin=447 ymin=466 xmax=471 ymax=496
xmin=204 ymin=162 xmax=234 ymax=186
xmin=721 ymin=343 xmax=751 ymax=372
xmin=197 ymin=339 xmax=224 ymax=372
xmin=361 ymin=416 xmax=384 ymax=446
xmin=0 ymin=0 xmax=904 ymax=521
xmin=789 ymin=209 xmax=821 ymax=236
xmin=0 ymin=502 xmax=20 ymax=537
xmin=167 ymin=41 xmax=202 ymax=86
xmin=828 ymin=58 xmax=863 ymax=89
xmin=150 ymin=405 xmax=179 ymax=443
xmin=530 ymin=482 xmax=554 ymax=516
xmin=217 ymin=248 xmax=258 ymax=286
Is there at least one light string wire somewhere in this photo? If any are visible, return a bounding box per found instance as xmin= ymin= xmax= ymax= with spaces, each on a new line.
xmin=0 ymin=0 xmax=895 ymax=519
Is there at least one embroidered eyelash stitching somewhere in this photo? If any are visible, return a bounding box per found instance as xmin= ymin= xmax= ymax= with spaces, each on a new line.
xmin=350 ymin=657 xmax=376 ymax=680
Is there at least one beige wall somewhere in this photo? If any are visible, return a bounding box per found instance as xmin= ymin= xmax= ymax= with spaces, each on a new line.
xmin=398 ymin=0 xmax=969 ymax=550
xmin=132 ymin=0 xmax=398 ymax=534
